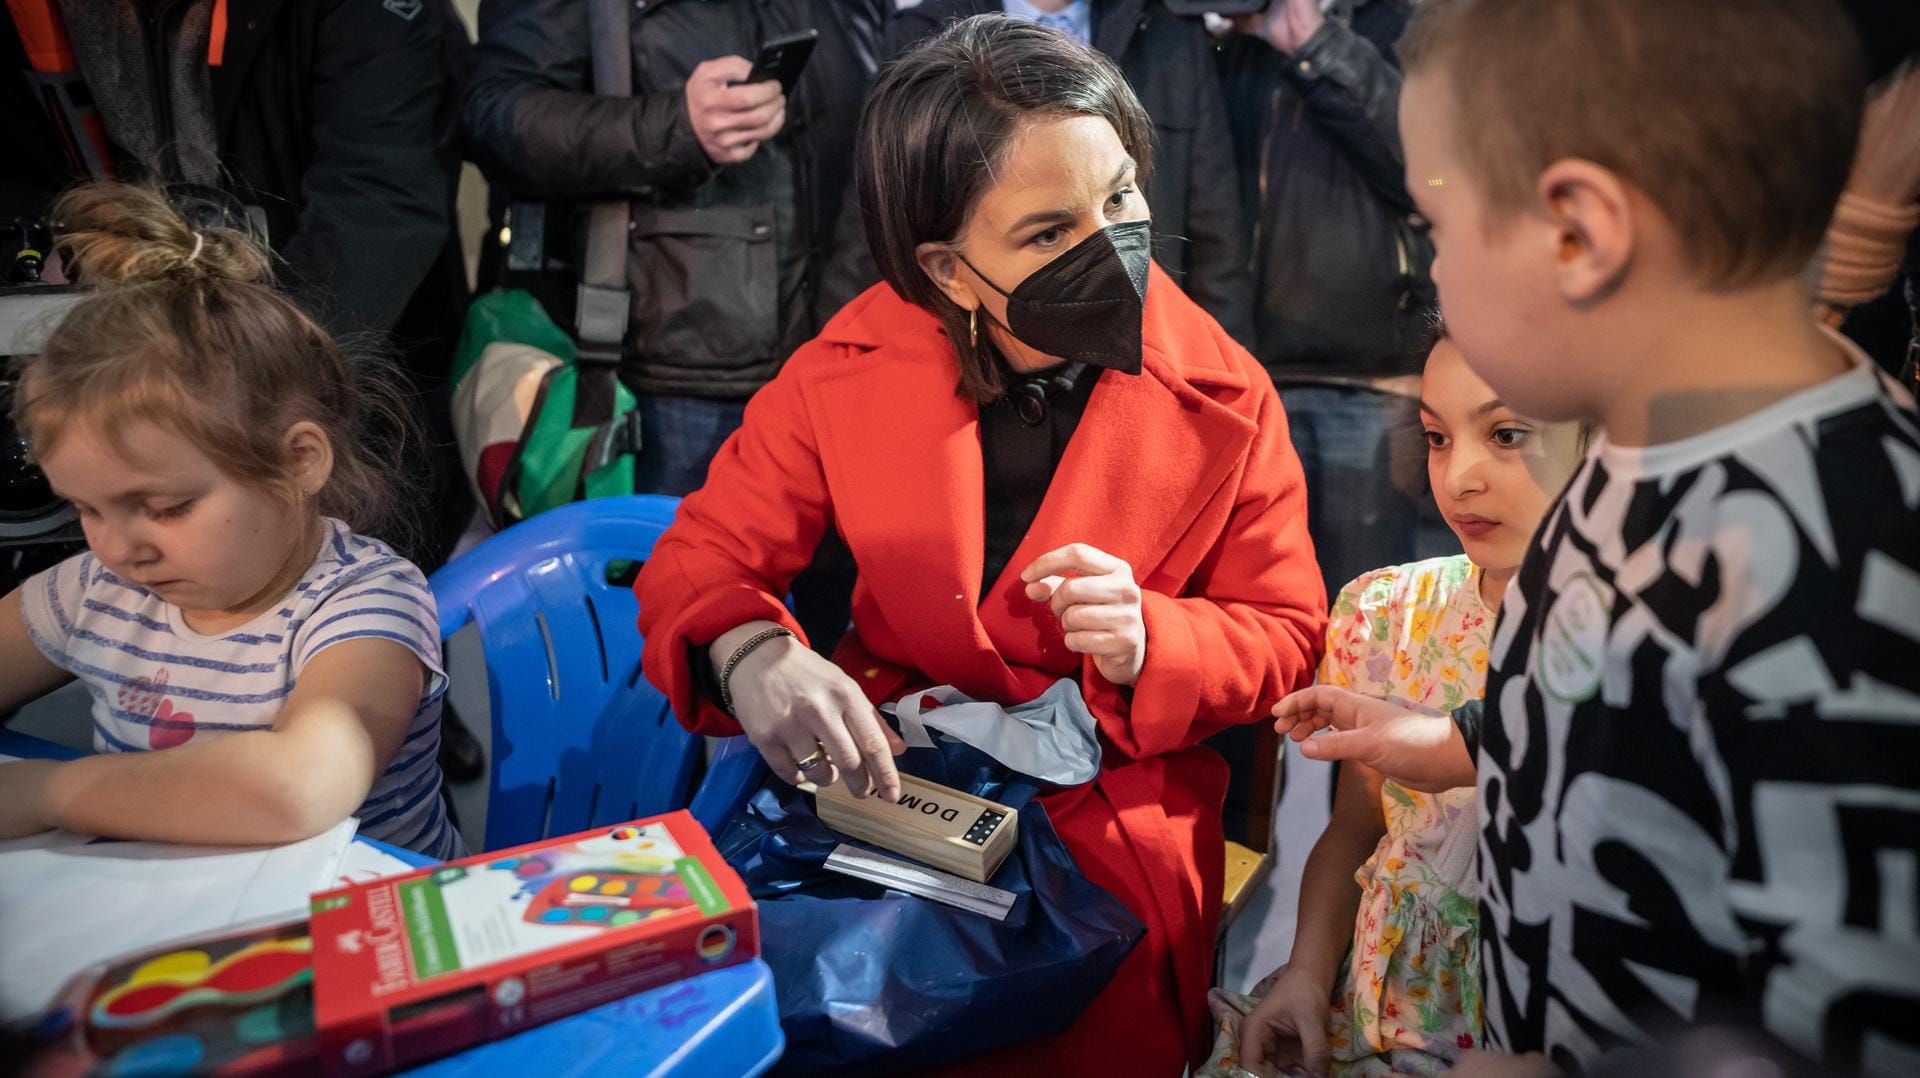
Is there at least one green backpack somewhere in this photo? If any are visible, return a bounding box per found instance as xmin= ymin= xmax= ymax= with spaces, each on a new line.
xmin=448 ymin=0 xmax=641 ymax=527
xmin=450 ymin=289 xmax=638 ymax=526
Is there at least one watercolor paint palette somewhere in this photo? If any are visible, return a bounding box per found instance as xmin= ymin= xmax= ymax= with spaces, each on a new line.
xmin=27 ymin=919 xmax=322 ymax=1078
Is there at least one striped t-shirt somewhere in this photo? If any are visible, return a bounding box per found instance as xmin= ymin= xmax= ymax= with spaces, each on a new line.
xmin=20 ymin=518 xmax=465 ymax=860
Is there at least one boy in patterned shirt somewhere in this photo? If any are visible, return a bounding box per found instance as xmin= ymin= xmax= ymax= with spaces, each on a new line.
xmin=1272 ymin=1 xmax=1920 ymax=1074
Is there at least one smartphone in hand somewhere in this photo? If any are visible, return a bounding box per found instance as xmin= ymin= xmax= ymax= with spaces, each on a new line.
xmin=736 ymin=29 xmax=818 ymax=95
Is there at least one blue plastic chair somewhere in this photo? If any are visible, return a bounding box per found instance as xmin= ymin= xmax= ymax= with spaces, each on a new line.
xmin=428 ymin=495 xmax=767 ymax=851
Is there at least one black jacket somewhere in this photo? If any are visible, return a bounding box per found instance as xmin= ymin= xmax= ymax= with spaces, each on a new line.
xmin=1 ymin=0 xmax=461 ymax=341
xmin=464 ymin=0 xmax=887 ymax=399
xmin=826 ymin=0 xmax=1253 ymax=345
xmin=1220 ymin=2 xmax=1435 ymax=382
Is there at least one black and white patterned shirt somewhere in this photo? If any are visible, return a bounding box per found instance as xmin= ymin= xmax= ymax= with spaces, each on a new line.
xmin=1479 ymin=340 xmax=1920 ymax=1076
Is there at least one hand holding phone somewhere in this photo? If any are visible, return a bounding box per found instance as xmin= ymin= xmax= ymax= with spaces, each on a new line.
xmin=738 ymin=29 xmax=819 ymax=95
xmin=685 ymin=55 xmax=787 ymax=166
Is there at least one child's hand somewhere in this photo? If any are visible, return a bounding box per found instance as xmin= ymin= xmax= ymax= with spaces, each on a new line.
xmin=1273 ymin=686 xmax=1477 ymax=792
xmin=1237 ymin=964 xmax=1333 ymax=1077
xmin=0 ymin=759 xmax=62 ymax=839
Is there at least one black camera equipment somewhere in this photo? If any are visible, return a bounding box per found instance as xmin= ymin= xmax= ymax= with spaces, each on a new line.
xmin=1 ymin=219 xmax=87 ymax=589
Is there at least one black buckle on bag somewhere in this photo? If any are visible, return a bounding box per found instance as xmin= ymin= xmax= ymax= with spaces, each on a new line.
xmin=583 ymin=409 xmax=643 ymax=476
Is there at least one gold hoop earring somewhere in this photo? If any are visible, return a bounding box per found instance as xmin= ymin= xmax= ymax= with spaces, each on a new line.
xmin=969 ymin=307 xmax=978 ymax=349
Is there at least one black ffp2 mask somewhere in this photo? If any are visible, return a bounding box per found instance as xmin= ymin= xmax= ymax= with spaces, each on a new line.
xmin=960 ymin=219 xmax=1152 ymax=375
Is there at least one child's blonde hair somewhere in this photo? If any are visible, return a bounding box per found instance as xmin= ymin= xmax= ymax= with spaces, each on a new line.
xmin=11 ymin=182 xmax=419 ymax=547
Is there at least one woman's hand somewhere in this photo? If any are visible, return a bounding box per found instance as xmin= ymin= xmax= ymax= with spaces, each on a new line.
xmin=1272 ymin=686 xmax=1476 ymax=793
xmin=1237 ymin=963 xmax=1334 ymax=1077
xmin=0 ymin=759 xmax=61 ymax=839
xmin=1021 ymin=544 xmax=1147 ymax=687
xmin=715 ymin=625 xmax=906 ymax=801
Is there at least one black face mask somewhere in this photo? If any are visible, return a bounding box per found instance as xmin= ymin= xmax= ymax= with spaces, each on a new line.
xmin=959 ymin=218 xmax=1152 ymax=375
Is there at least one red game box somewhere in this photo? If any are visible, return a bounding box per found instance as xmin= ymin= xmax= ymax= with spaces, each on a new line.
xmin=308 ymin=811 xmax=757 ymax=1076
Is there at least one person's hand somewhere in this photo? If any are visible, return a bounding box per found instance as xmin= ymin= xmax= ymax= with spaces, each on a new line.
xmin=0 ymin=759 xmax=61 ymax=839
xmin=1851 ymin=60 xmax=1920 ymax=205
xmin=684 ymin=56 xmax=786 ymax=166
xmin=718 ymin=629 xmax=906 ymax=800
xmin=1021 ymin=544 xmax=1147 ymax=687
xmin=1272 ymin=686 xmax=1476 ymax=793
xmin=1254 ymin=0 xmax=1327 ymax=55
xmin=1445 ymin=1050 xmax=1559 ymax=1077
xmin=1237 ymin=964 xmax=1333 ymax=1077
xmin=1818 ymin=60 xmax=1920 ymax=319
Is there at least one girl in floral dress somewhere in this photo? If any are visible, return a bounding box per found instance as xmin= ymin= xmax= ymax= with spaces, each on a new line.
xmin=1202 ymin=331 xmax=1587 ymax=1078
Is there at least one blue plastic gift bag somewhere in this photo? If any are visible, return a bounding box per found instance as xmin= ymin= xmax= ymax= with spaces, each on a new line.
xmin=714 ymin=738 xmax=1144 ymax=1075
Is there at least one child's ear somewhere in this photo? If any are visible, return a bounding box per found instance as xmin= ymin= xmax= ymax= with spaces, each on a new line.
xmin=914 ymin=241 xmax=980 ymax=314
xmin=282 ymin=421 xmax=335 ymax=502
xmin=1538 ymin=160 xmax=1634 ymax=308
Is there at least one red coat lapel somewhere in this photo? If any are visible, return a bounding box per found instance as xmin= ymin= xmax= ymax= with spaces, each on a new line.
xmin=805 ymin=299 xmax=1021 ymax=700
xmin=979 ymin=264 xmax=1259 ymax=672
xmin=980 ymin=337 xmax=1257 ymax=667
xmin=807 ymin=267 xmax=1258 ymax=701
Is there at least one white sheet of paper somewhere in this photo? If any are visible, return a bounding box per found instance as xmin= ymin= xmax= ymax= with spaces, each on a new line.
xmin=0 ymin=815 xmax=356 ymax=1024
xmin=331 ymin=838 xmax=416 ymax=888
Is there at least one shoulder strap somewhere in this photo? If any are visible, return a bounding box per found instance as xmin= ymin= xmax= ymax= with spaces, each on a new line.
xmin=575 ymin=0 xmax=634 ymax=366
xmin=568 ymin=0 xmax=635 ymax=441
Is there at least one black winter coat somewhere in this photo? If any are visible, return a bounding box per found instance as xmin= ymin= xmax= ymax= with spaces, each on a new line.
xmin=1220 ymin=2 xmax=1435 ymax=382
xmin=464 ymin=0 xmax=887 ymax=399
xmin=1 ymin=0 xmax=462 ymax=341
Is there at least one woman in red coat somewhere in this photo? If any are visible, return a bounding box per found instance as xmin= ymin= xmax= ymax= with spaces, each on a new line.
xmin=636 ymin=16 xmax=1325 ymax=1075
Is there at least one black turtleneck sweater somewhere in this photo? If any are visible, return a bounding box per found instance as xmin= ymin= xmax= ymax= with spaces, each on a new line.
xmin=977 ymin=360 xmax=1101 ymax=597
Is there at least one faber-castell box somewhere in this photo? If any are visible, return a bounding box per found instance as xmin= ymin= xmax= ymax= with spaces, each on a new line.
xmin=812 ymin=774 xmax=1018 ymax=882
xmin=309 ymin=811 xmax=756 ymax=1076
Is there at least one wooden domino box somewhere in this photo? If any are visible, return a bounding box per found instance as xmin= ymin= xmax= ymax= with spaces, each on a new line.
xmin=810 ymin=775 xmax=1018 ymax=883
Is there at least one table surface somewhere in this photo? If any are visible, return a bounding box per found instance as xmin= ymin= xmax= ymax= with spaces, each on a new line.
xmin=0 ymin=727 xmax=784 ymax=1078
xmin=0 ymin=727 xmax=82 ymax=761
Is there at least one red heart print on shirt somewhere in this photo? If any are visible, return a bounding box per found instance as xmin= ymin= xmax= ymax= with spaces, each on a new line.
xmin=149 ymin=698 xmax=198 ymax=749
xmin=116 ymin=668 xmax=197 ymax=749
xmin=116 ymin=668 xmax=168 ymax=718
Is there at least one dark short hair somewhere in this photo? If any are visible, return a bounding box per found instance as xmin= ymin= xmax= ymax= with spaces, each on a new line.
xmin=855 ymin=15 xmax=1153 ymax=402
xmin=1401 ymin=0 xmax=1867 ymax=290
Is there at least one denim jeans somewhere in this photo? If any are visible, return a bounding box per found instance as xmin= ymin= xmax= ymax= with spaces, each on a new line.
xmin=632 ymin=394 xmax=750 ymax=498
xmin=1280 ymin=385 xmax=1456 ymax=602
xmin=633 ymin=393 xmax=857 ymax=653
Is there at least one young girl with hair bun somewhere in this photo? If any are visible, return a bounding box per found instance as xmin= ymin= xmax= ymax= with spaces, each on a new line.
xmin=0 ymin=182 xmax=462 ymax=858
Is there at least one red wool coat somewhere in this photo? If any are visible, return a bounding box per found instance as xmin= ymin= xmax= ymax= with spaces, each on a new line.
xmin=636 ymin=268 xmax=1326 ymax=1075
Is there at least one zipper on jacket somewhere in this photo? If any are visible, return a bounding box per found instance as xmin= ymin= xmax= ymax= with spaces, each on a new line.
xmin=1252 ymin=83 xmax=1283 ymax=283
xmin=143 ymin=0 xmax=187 ymax=183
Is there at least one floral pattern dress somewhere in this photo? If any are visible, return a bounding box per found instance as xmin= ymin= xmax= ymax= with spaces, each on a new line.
xmin=1201 ymin=556 xmax=1492 ymax=1078
xmin=1323 ymin=555 xmax=1490 ymax=1076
